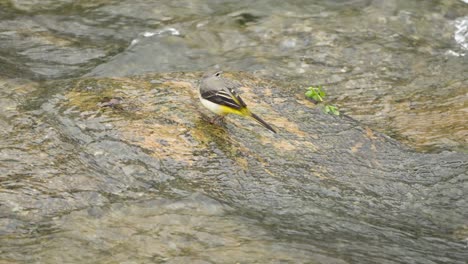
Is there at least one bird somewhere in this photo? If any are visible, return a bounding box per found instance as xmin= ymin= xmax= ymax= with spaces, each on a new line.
xmin=198 ymin=71 xmax=276 ymax=133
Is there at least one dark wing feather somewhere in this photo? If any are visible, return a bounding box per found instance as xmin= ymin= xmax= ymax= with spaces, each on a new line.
xmin=201 ymin=90 xmax=242 ymax=109
xmin=222 ymin=78 xmax=247 ymax=107
xmin=227 ymin=87 xmax=247 ymax=107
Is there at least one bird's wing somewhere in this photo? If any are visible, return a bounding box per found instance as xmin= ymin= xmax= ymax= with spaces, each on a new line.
xmin=222 ymin=78 xmax=247 ymax=107
xmin=201 ymin=78 xmax=247 ymax=109
xmin=201 ymin=89 xmax=243 ymax=110
xmin=228 ymin=88 xmax=247 ymax=108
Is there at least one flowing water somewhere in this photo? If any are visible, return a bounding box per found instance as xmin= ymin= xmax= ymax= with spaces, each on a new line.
xmin=1 ymin=0 xmax=467 ymax=263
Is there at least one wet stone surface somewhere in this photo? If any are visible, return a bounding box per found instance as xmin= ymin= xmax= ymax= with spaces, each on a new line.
xmin=1 ymin=0 xmax=467 ymax=263
xmin=1 ymin=73 xmax=466 ymax=263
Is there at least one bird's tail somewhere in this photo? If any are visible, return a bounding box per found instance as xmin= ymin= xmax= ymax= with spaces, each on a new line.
xmin=250 ymin=112 xmax=277 ymax=133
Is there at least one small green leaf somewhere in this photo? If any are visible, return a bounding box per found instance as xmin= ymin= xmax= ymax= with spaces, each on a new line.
xmin=324 ymin=105 xmax=340 ymax=115
xmin=305 ymin=86 xmax=325 ymax=102
xmin=318 ymin=87 xmax=326 ymax=98
xmin=305 ymin=86 xmax=339 ymax=115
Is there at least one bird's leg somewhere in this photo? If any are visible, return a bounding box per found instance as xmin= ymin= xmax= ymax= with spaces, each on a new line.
xmin=210 ymin=115 xmax=225 ymax=125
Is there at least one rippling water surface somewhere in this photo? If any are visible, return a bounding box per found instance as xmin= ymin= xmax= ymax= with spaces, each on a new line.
xmin=1 ymin=0 xmax=467 ymax=263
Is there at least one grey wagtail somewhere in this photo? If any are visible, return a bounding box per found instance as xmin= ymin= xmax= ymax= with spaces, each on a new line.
xmin=199 ymin=71 xmax=276 ymax=133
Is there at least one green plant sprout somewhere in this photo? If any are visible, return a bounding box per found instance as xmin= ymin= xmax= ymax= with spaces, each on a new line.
xmin=305 ymin=85 xmax=340 ymax=116
xmin=305 ymin=85 xmax=325 ymax=102
xmin=324 ymin=104 xmax=340 ymax=115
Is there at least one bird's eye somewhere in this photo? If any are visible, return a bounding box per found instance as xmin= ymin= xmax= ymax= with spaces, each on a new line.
xmin=214 ymin=71 xmax=222 ymax=77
